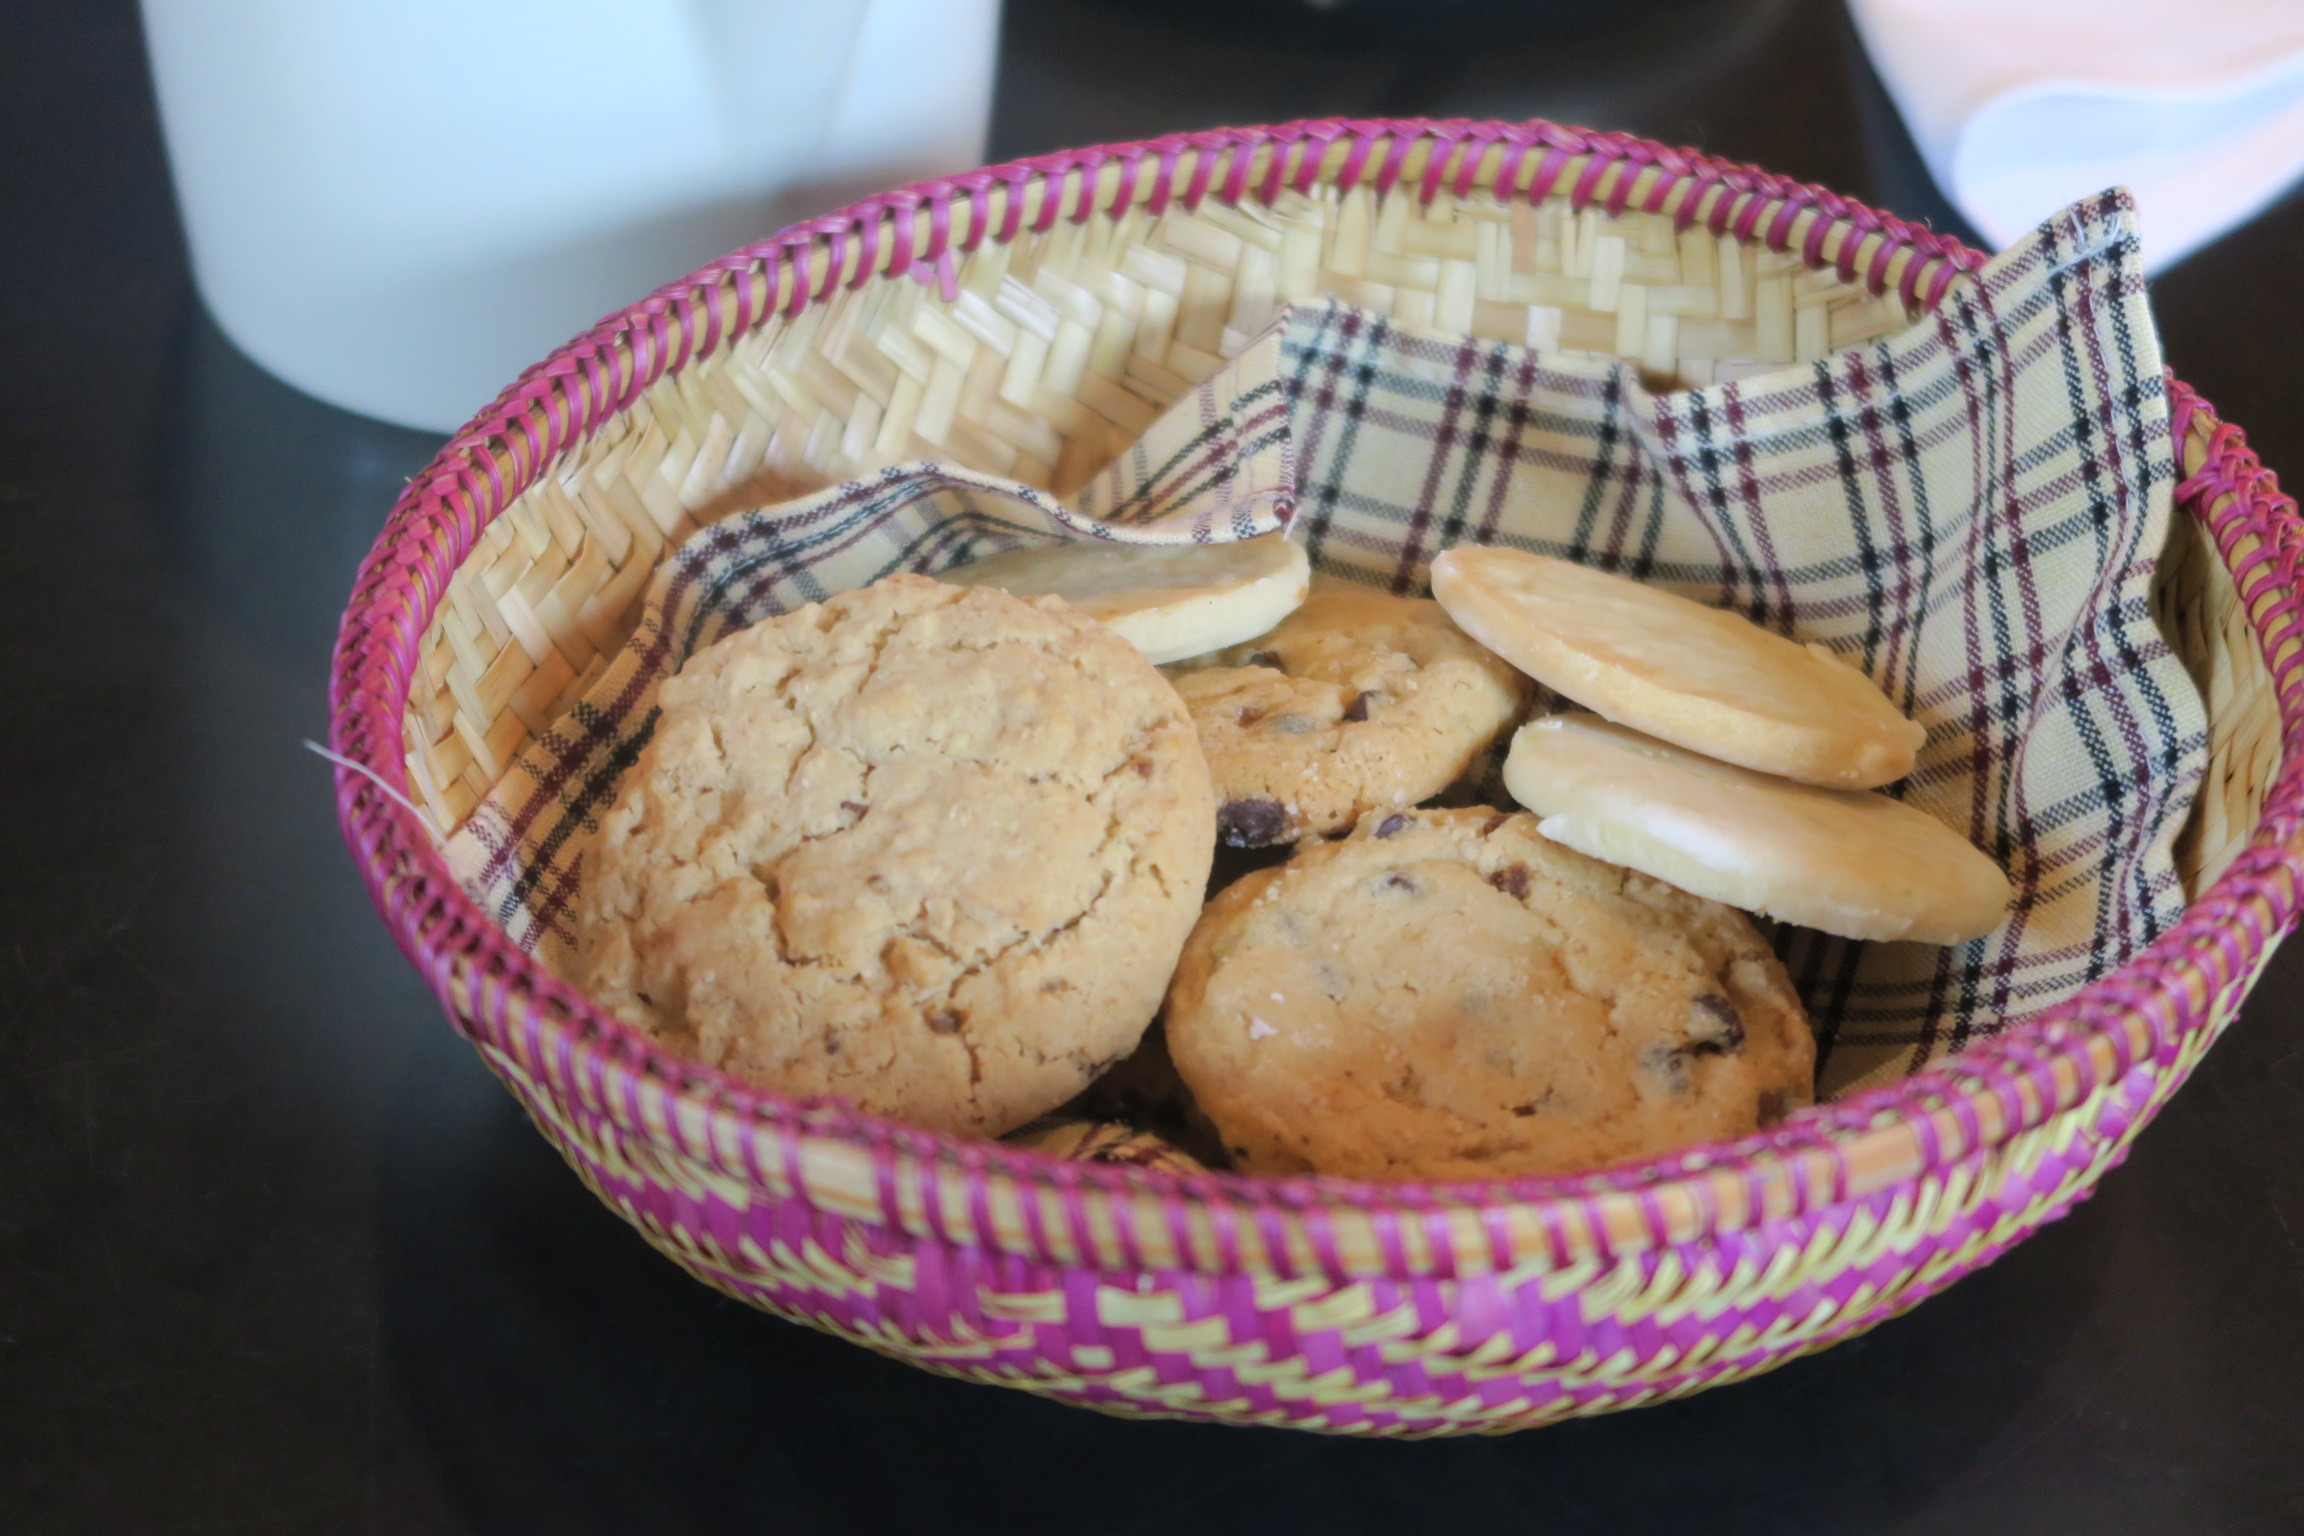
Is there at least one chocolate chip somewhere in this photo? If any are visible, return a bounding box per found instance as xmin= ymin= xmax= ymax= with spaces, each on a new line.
xmin=1342 ymin=690 xmax=1377 ymax=722
xmin=1374 ymin=813 xmax=1411 ymax=839
xmin=927 ymin=1007 xmax=966 ymax=1035
xmin=1236 ymin=706 xmax=1267 ymax=728
xmin=1246 ymin=650 xmax=1282 ymax=670
xmin=840 ymin=800 xmax=868 ymax=820
xmin=1758 ymin=1088 xmax=1795 ymax=1126
xmin=824 ymin=1032 xmax=843 ymax=1055
xmin=1690 ymin=993 xmax=1745 ymax=1054
xmin=1480 ymin=811 xmax=1512 ymax=837
xmin=1487 ymin=863 xmax=1531 ymax=900
xmin=1642 ymin=1042 xmax=1694 ymax=1095
xmin=1377 ymin=872 xmax=1420 ymax=894
xmin=1510 ymin=1101 xmax=1542 ymax=1118
xmin=1132 ymin=758 xmax=1154 ymax=776
xmin=1217 ymin=797 xmax=1290 ymax=847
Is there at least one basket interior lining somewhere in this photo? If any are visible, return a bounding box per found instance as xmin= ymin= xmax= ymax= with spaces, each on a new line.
xmin=2158 ymin=418 xmax=2282 ymax=898
xmin=403 ymin=181 xmax=1922 ymax=838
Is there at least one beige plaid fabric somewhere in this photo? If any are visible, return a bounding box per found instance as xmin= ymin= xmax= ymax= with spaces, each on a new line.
xmin=451 ymin=189 xmax=2204 ymax=1099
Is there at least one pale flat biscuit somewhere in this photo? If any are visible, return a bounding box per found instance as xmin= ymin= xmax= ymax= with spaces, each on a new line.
xmin=1504 ymin=714 xmax=2012 ymax=944
xmin=1168 ymin=585 xmax=1531 ymax=846
xmin=1431 ymin=546 xmax=1926 ymax=788
xmin=940 ymin=534 xmax=1310 ymax=664
xmin=576 ymin=575 xmax=1215 ymax=1139
xmin=1165 ymin=807 xmax=1814 ymax=1181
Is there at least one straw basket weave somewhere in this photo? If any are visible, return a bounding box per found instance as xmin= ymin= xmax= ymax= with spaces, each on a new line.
xmin=330 ymin=120 xmax=2304 ymax=1435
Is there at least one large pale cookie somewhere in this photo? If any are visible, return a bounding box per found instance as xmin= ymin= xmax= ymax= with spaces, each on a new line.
xmin=1169 ymin=585 xmax=1530 ymax=847
xmin=1431 ymin=546 xmax=1925 ymax=788
xmin=1504 ymin=714 xmax=2012 ymax=944
xmin=1165 ymin=806 xmax=1814 ymax=1181
xmin=939 ymin=534 xmax=1310 ymax=664
xmin=576 ymin=574 xmax=1215 ymax=1138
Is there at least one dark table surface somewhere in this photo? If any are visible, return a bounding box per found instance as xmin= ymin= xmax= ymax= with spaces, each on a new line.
xmin=9 ymin=1 xmax=2304 ymax=1531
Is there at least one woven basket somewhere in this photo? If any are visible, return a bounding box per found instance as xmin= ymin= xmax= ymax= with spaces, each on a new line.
xmin=329 ymin=120 xmax=2304 ymax=1435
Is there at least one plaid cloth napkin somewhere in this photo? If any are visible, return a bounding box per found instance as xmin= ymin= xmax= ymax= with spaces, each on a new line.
xmin=450 ymin=188 xmax=2204 ymax=1100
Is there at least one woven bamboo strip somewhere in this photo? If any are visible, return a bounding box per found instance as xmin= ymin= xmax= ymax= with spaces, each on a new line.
xmin=404 ymin=181 xmax=1916 ymax=837
xmin=2159 ymin=407 xmax=2281 ymax=895
xmin=487 ymin=1004 xmax=2180 ymax=1433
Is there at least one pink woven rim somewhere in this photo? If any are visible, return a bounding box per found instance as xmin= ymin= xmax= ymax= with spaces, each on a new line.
xmin=329 ymin=118 xmax=2304 ymax=1273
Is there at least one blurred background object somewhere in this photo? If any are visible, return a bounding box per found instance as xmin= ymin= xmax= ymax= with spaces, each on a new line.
xmin=134 ymin=0 xmax=2304 ymax=438
xmin=1851 ymin=0 xmax=2304 ymax=271
xmin=139 ymin=0 xmax=999 ymax=431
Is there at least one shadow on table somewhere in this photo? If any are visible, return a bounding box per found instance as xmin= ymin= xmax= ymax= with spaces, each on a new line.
xmin=374 ymin=1011 xmax=2098 ymax=1536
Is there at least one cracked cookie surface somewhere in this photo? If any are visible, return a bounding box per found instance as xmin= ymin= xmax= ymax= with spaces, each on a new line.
xmin=576 ymin=574 xmax=1215 ymax=1138
xmin=1168 ymin=585 xmax=1529 ymax=846
xmin=1165 ymin=806 xmax=1813 ymax=1180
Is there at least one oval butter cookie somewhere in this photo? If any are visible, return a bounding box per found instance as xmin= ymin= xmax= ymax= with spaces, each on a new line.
xmin=1169 ymin=585 xmax=1530 ymax=846
xmin=1165 ymin=806 xmax=1814 ymax=1181
xmin=1431 ymin=545 xmax=1925 ymax=788
xmin=1504 ymin=714 xmax=2012 ymax=944
xmin=940 ymin=533 xmax=1309 ymax=664
xmin=577 ymin=574 xmax=1215 ymax=1138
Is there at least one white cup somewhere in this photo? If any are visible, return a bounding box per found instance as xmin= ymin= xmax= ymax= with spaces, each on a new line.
xmin=142 ymin=0 xmax=999 ymax=432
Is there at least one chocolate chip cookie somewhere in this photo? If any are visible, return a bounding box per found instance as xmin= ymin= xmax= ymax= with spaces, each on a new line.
xmin=1164 ymin=806 xmax=1814 ymax=1180
xmin=576 ymin=574 xmax=1216 ymax=1138
xmin=1168 ymin=584 xmax=1529 ymax=846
